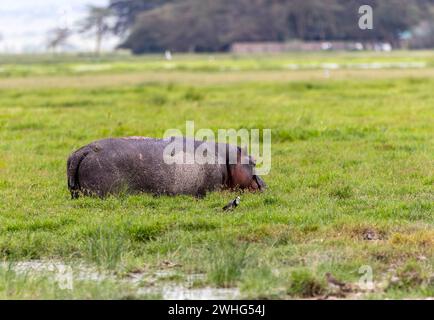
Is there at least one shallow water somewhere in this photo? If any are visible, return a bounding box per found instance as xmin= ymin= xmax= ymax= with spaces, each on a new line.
xmin=4 ymin=260 xmax=105 ymax=281
xmin=285 ymin=62 xmax=427 ymax=70
xmin=2 ymin=260 xmax=240 ymax=300
xmin=140 ymin=285 xmax=240 ymax=300
xmin=129 ymin=269 xmax=240 ymax=300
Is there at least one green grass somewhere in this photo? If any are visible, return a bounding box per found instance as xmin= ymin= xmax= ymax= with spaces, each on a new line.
xmin=0 ymin=52 xmax=433 ymax=299
xmin=206 ymin=240 xmax=251 ymax=288
xmin=1 ymin=51 xmax=434 ymax=77
xmin=286 ymin=269 xmax=326 ymax=298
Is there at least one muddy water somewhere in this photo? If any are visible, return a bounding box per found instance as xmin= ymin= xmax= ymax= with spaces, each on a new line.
xmin=134 ymin=271 xmax=240 ymax=300
xmin=140 ymin=285 xmax=240 ymax=300
xmin=5 ymin=261 xmax=105 ymax=281
xmin=2 ymin=260 xmax=240 ymax=300
xmin=285 ymin=62 xmax=427 ymax=70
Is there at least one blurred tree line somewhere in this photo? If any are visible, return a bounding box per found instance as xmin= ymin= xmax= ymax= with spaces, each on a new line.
xmin=107 ymin=0 xmax=434 ymax=53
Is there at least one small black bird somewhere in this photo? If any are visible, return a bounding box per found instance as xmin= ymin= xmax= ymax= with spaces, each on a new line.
xmin=223 ymin=196 xmax=241 ymax=211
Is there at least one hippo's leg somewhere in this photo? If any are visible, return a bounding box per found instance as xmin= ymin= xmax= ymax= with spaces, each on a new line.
xmin=195 ymin=188 xmax=207 ymax=199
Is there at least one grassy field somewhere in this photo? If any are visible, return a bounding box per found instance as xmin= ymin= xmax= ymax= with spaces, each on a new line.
xmin=0 ymin=52 xmax=433 ymax=299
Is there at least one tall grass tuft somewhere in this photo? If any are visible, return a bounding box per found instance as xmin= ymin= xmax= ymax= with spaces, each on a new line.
xmin=84 ymin=226 xmax=129 ymax=270
xmin=206 ymin=240 xmax=251 ymax=288
xmin=287 ymin=269 xmax=326 ymax=298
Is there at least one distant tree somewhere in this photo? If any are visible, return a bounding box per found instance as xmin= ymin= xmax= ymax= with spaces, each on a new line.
xmin=109 ymin=0 xmax=177 ymax=35
xmin=46 ymin=27 xmax=71 ymax=53
xmin=78 ymin=6 xmax=114 ymax=55
xmin=121 ymin=0 xmax=291 ymax=53
xmin=374 ymin=0 xmax=422 ymax=47
xmin=285 ymin=0 xmax=344 ymax=40
xmin=118 ymin=0 xmax=434 ymax=53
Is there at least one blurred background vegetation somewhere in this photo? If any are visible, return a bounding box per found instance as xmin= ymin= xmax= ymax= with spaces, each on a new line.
xmin=108 ymin=0 xmax=434 ymax=53
xmin=3 ymin=0 xmax=433 ymax=55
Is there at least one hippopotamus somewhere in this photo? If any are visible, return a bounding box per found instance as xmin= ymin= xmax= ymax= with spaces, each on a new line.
xmin=67 ymin=137 xmax=266 ymax=198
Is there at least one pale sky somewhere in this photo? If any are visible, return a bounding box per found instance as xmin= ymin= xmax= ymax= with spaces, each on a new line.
xmin=0 ymin=0 xmax=119 ymax=53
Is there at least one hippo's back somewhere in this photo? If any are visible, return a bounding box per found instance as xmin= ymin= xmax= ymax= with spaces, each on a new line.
xmin=70 ymin=137 xmax=226 ymax=197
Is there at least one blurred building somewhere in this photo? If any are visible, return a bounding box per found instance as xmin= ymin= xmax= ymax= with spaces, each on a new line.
xmin=230 ymin=41 xmax=394 ymax=53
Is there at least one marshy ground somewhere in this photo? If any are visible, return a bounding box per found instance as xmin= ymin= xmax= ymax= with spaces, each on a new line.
xmin=0 ymin=51 xmax=433 ymax=299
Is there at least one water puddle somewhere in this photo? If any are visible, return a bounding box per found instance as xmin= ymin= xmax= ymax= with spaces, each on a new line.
xmin=3 ymin=260 xmax=105 ymax=281
xmin=285 ymin=62 xmax=427 ymax=70
xmin=1 ymin=260 xmax=240 ymax=300
xmin=140 ymin=285 xmax=240 ymax=300
xmin=71 ymin=64 xmax=113 ymax=73
xmin=134 ymin=271 xmax=240 ymax=300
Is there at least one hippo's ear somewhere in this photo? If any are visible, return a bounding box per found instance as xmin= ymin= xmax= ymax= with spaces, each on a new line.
xmin=235 ymin=146 xmax=249 ymax=165
xmin=239 ymin=146 xmax=248 ymax=156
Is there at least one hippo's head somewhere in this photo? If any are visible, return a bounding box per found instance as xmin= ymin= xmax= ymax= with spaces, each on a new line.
xmin=227 ymin=147 xmax=267 ymax=192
